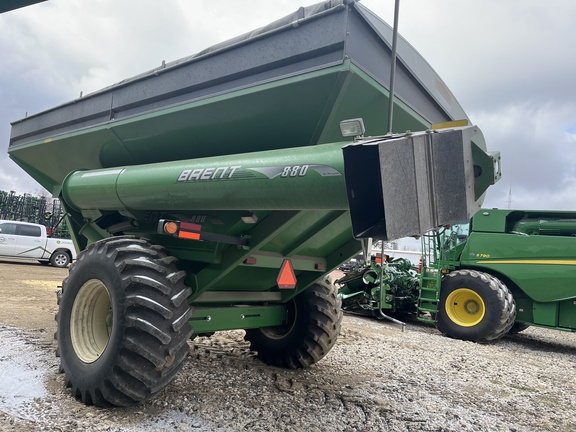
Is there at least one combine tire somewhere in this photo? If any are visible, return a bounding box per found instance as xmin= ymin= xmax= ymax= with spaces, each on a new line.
xmin=50 ymin=250 xmax=70 ymax=268
xmin=508 ymin=323 xmax=530 ymax=335
xmin=244 ymin=281 xmax=342 ymax=368
xmin=437 ymin=270 xmax=515 ymax=342
xmin=55 ymin=237 xmax=193 ymax=407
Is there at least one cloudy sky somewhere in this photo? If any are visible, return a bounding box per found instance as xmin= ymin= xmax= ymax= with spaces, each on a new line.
xmin=1 ymin=0 xmax=575 ymax=212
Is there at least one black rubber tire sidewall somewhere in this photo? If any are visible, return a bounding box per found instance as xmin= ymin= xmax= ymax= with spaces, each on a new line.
xmin=508 ymin=322 xmax=529 ymax=335
xmin=244 ymin=281 xmax=342 ymax=369
xmin=246 ymin=297 xmax=303 ymax=355
xmin=56 ymin=236 xmax=193 ymax=407
xmin=437 ymin=271 xmax=513 ymax=342
xmin=57 ymin=249 xmax=127 ymax=394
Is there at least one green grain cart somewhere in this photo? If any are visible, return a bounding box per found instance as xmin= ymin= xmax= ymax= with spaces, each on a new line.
xmin=8 ymin=0 xmax=499 ymax=406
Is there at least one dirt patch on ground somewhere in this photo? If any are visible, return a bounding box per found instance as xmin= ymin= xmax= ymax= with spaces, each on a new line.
xmin=1 ymin=258 xmax=576 ymax=431
xmin=0 ymin=259 xmax=64 ymax=337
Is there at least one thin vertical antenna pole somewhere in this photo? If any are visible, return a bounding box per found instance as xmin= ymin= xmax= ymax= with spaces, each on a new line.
xmin=387 ymin=0 xmax=401 ymax=134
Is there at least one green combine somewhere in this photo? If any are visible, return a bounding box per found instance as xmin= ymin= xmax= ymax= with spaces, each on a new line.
xmin=418 ymin=208 xmax=576 ymax=342
xmin=336 ymin=208 xmax=576 ymax=344
xmin=8 ymin=0 xmax=499 ymax=406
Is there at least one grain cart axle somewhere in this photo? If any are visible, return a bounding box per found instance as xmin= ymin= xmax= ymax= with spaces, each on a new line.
xmin=8 ymin=0 xmax=500 ymax=407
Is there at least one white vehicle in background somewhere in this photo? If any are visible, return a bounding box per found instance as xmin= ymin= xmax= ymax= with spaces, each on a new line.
xmin=0 ymin=220 xmax=76 ymax=267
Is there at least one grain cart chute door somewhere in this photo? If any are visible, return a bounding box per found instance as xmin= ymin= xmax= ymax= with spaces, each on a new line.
xmin=343 ymin=126 xmax=501 ymax=240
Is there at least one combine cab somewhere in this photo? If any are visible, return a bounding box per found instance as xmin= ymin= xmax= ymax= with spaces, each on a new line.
xmin=8 ymin=0 xmax=499 ymax=406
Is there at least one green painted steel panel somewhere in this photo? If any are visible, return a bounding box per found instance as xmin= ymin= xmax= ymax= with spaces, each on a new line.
xmin=559 ymin=300 xmax=576 ymax=329
xmin=461 ymin=232 xmax=576 ymax=302
xmin=514 ymin=297 xmax=534 ymax=324
xmin=458 ymin=209 xmax=576 ymax=304
xmin=190 ymin=305 xmax=287 ymax=333
xmin=62 ymin=142 xmax=349 ymax=212
xmin=10 ymin=64 xmax=432 ymax=194
xmin=532 ymin=302 xmax=558 ymax=327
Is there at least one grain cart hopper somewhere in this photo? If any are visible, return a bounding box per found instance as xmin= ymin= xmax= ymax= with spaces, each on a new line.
xmin=8 ymin=0 xmax=500 ymax=406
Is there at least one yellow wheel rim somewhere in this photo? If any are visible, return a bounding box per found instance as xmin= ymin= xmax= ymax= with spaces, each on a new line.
xmin=445 ymin=288 xmax=485 ymax=327
xmin=70 ymin=279 xmax=112 ymax=363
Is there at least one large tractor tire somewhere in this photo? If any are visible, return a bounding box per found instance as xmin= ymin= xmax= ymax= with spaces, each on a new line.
xmin=244 ymin=280 xmax=342 ymax=368
xmin=437 ymin=270 xmax=516 ymax=342
xmin=55 ymin=237 xmax=193 ymax=407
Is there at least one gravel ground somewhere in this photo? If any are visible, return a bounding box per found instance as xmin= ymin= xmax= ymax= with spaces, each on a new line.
xmin=1 ymin=259 xmax=576 ymax=431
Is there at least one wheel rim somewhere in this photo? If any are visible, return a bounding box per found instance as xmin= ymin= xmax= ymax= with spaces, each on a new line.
xmin=260 ymin=300 xmax=297 ymax=339
xmin=445 ymin=288 xmax=485 ymax=327
xmin=54 ymin=253 xmax=68 ymax=266
xmin=70 ymin=279 xmax=112 ymax=363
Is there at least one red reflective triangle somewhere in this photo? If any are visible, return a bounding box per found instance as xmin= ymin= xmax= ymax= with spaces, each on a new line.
xmin=277 ymin=259 xmax=297 ymax=289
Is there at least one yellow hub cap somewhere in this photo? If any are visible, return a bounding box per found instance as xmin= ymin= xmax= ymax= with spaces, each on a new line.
xmin=70 ymin=279 xmax=112 ymax=363
xmin=445 ymin=288 xmax=485 ymax=327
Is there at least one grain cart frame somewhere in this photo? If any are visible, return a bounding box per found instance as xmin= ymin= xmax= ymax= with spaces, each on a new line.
xmin=9 ymin=1 xmax=499 ymax=406
xmin=418 ymin=209 xmax=576 ymax=342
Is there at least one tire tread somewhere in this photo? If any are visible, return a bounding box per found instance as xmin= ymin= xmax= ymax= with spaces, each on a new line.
xmin=56 ymin=236 xmax=193 ymax=407
xmin=244 ymin=280 xmax=342 ymax=369
xmin=439 ymin=269 xmax=516 ymax=342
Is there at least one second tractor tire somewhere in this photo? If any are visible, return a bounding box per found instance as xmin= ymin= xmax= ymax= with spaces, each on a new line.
xmin=244 ymin=280 xmax=342 ymax=368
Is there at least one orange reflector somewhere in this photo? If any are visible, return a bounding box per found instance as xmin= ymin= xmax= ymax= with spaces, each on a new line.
xmin=177 ymin=222 xmax=202 ymax=241
xmin=164 ymin=221 xmax=178 ymax=235
xmin=277 ymin=259 xmax=297 ymax=289
xmin=179 ymin=231 xmax=201 ymax=240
